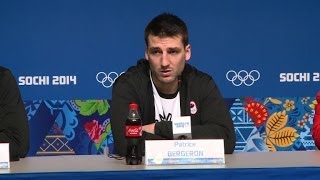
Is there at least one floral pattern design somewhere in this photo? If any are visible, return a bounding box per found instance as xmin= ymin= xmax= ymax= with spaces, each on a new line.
xmin=232 ymin=96 xmax=316 ymax=152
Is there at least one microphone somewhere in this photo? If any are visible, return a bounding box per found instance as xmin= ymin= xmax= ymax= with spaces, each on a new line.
xmin=177 ymin=135 xmax=188 ymax=140
xmin=172 ymin=116 xmax=192 ymax=140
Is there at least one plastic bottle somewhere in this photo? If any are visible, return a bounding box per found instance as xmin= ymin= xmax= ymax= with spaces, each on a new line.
xmin=125 ymin=103 xmax=142 ymax=165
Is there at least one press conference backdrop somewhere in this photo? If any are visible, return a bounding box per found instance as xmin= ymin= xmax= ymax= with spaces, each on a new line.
xmin=1 ymin=0 xmax=319 ymax=156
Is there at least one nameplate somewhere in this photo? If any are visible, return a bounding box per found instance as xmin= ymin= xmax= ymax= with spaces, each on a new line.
xmin=145 ymin=139 xmax=224 ymax=165
xmin=0 ymin=143 xmax=10 ymax=169
xmin=172 ymin=116 xmax=192 ymax=139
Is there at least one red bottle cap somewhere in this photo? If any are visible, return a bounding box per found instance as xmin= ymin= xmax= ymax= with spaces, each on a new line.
xmin=129 ymin=103 xmax=138 ymax=110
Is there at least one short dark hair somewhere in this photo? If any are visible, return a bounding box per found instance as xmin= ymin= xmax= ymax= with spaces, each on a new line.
xmin=144 ymin=12 xmax=189 ymax=47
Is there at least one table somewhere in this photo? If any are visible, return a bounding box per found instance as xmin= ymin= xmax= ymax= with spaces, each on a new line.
xmin=1 ymin=151 xmax=320 ymax=179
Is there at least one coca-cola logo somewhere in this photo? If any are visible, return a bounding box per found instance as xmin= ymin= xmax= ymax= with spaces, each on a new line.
xmin=126 ymin=126 xmax=142 ymax=137
xmin=128 ymin=128 xmax=139 ymax=133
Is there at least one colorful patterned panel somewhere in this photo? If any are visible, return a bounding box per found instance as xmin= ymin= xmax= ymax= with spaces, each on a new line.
xmin=25 ymin=97 xmax=317 ymax=156
xmin=232 ymin=97 xmax=316 ymax=152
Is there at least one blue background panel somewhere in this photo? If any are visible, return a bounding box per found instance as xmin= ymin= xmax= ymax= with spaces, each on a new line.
xmin=1 ymin=0 xmax=319 ymax=100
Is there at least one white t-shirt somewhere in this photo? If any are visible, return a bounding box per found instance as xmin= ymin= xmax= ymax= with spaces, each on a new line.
xmin=150 ymin=74 xmax=181 ymax=122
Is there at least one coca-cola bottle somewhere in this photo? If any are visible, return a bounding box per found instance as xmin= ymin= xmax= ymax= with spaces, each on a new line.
xmin=125 ymin=103 xmax=142 ymax=165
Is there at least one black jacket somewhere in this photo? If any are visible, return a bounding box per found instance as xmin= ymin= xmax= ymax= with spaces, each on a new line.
xmin=111 ymin=60 xmax=235 ymax=156
xmin=0 ymin=67 xmax=29 ymax=161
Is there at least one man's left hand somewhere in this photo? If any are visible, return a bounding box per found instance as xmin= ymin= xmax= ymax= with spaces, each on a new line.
xmin=142 ymin=123 xmax=155 ymax=134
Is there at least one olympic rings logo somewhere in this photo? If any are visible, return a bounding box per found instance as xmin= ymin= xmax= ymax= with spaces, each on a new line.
xmin=96 ymin=71 xmax=124 ymax=88
xmin=226 ymin=70 xmax=260 ymax=86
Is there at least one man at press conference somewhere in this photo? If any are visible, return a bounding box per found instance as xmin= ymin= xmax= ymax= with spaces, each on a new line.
xmin=110 ymin=12 xmax=236 ymax=156
xmin=0 ymin=66 xmax=29 ymax=161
